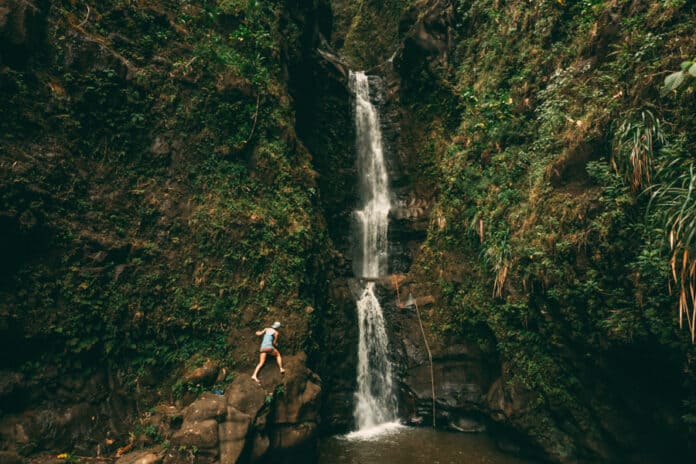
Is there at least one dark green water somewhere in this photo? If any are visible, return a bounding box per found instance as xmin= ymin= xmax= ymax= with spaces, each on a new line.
xmin=318 ymin=426 xmax=532 ymax=464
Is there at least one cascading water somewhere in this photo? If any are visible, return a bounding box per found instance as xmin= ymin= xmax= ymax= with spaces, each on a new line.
xmin=349 ymin=70 xmax=399 ymax=433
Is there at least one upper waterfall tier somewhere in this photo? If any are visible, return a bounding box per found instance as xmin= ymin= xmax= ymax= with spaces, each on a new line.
xmin=351 ymin=71 xmax=391 ymax=280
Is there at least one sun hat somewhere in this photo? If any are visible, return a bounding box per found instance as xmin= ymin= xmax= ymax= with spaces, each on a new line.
xmin=271 ymin=321 xmax=281 ymax=329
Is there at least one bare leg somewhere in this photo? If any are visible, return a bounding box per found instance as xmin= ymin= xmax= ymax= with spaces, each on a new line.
xmin=252 ymin=353 xmax=267 ymax=381
xmin=275 ymin=352 xmax=285 ymax=374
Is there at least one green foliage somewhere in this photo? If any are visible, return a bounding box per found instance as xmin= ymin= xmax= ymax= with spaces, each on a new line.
xmin=647 ymin=149 xmax=696 ymax=340
xmin=611 ymin=110 xmax=664 ymax=191
xmin=661 ymin=58 xmax=696 ymax=95
xmin=411 ymin=0 xmax=696 ymax=453
xmin=649 ymin=155 xmax=696 ymax=257
xmin=0 ymin=0 xmax=329 ymax=410
xmin=172 ymin=378 xmax=206 ymax=400
xmin=340 ymin=0 xmax=411 ymax=68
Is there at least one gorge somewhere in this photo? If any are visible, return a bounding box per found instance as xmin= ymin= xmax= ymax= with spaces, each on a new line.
xmin=1 ymin=0 xmax=696 ymax=463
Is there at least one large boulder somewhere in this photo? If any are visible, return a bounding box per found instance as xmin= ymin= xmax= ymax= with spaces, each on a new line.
xmin=168 ymin=376 xmax=264 ymax=464
xmin=171 ymin=419 xmax=219 ymax=450
xmin=182 ymin=392 xmax=226 ymax=423
xmin=182 ymin=359 xmax=220 ymax=387
xmin=260 ymin=353 xmax=322 ymax=462
xmin=166 ymin=353 xmax=321 ymax=463
xmin=272 ymin=354 xmax=321 ymax=425
xmin=225 ymin=376 xmax=267 ymax=417
xmin=270 ymin=423 xmax=318 ymax=450
xmin=169 ymin=395 xmax=227 ymax=460
xmin=218 ymin=408 xmax=252 ymax=464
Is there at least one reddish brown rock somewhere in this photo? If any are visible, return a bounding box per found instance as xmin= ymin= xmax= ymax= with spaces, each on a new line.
xmin=183 ymin=392 xmax=226 ymax=423
xmin=218 ymin=408 xmax=251 ymax=464
xmin=273 ymin=375 xmax=321 ymax=424
xmin=225 ymin=376 xmax=266 ymax=416
xmin=183 ymin=358 xmax=220 ymax=386
xmin=171 ymin=419 xmax=219 ymax=449
xmin=250 ymin=433 xmax=270 ymax=461
xmin=270 ymin=423 xmax=317 ymax=450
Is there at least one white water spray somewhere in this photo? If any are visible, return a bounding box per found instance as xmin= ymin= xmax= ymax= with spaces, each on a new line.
xmin=350 ymin=70 xmax=399 ymax=433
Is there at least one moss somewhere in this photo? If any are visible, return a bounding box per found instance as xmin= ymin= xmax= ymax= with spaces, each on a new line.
xmin=340 ymin=0 xmax=411 ymax=69
xmin=2 ymin=0 xmax=695 ymax=458
xmin=0 ymin=0 xmax=331 ymax=406
xmin=395 ymin=0 xmax=696 ymax=458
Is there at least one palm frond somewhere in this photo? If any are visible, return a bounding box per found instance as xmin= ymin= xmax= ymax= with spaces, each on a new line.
xmin=612 ymin=110 xmax=664 ymax=191
xmin=650 ymin=161 xmax=696 ymax=342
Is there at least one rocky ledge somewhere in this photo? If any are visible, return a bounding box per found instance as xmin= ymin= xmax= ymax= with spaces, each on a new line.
xmin=117 ymin=353 xmax=321 ymax=464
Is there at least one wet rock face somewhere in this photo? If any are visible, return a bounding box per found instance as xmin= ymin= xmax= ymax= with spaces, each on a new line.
xmin=311 ymin=277 xmax=359 ymax=432
xmin=347 ymin=0 xmax=524 ymax=445
xmin=291 ymin=48 xmax=357 ymax=258
xmin=372 ymin=272 xmax=542 ymax=453
xmin=388 ymin=305 xmax=546 ymax=456
xmin=406 ymin=357 xmax=492 ymax=406
xmin=389 ymin=305 xmax=498 ymax=424
xmin=0 ymin=357 xmax=321 ymax=463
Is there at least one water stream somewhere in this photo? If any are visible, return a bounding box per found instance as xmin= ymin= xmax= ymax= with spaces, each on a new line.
xmin=319 ymin=70 xmax=530 ymax=464
xmin=350 ymin=70 xmax=398 ymax=432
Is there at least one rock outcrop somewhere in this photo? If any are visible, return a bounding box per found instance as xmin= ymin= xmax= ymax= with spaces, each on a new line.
xmin=125 ymin=353 xmax=321 ymax=464
xmin=0 ymin=0 xmax=330 ymax=458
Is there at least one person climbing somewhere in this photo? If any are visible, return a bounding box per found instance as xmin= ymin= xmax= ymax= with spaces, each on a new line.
xmin=251 ymin=321 xmax=285 ymax=383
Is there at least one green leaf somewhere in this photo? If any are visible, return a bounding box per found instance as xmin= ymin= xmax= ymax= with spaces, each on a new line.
xmin=662 ymin=71 xmax=685 ymax=95
xmin=680 ymin=61 xmax=693 ymax=71
xmin=689 ymin=63 xmax=696 ymax=78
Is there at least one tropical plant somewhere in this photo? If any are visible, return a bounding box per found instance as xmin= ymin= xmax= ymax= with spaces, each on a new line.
xmin=661 ymin=59 xmax=696 ymax=95
xmin=611 ymin=110 xmax=664 ymax=191
xmin=649 ymin=157 xmax=696 ymax=342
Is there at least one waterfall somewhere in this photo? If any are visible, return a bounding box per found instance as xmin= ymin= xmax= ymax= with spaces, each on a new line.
xmin=350 ymin=70 xmax=398 ymax=432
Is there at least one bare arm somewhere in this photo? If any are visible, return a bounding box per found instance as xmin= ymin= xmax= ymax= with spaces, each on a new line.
xmin=255 ymin=329 xmax=265 ymax=336
xmin=273 ymin=331 xmax=279 ymax=347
